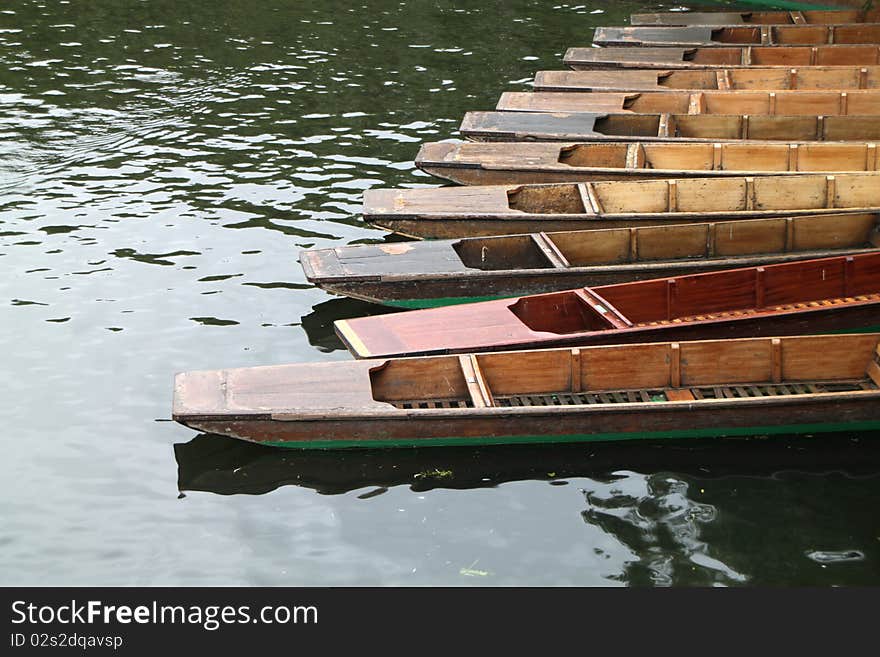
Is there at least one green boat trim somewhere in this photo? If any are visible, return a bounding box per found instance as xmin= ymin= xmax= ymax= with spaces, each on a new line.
xmin=263 ymin=420 xmax=880 ymax=450
xmin=384 ymin=295 xmax=508 ymax=309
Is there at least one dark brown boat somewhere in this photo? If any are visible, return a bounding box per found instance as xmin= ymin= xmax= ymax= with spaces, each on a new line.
xmin=497 ymin=90 xmax=880 ymax=116
xmin=564 ymin=45 xmax=880 ymax=69
xmin=459 ymin=111 xmax=880 ymax=143
xmin=533 ymin=68 xmax=880 ymax=92
xmin=414 ymin=141 xmax=880 ymax=185
xmin=333 ymin=251 xmax=880 ymax=358
xmin=300 ymin=213 xmax=880 ymax=308
xmin=630 ymin=9 xmax=880 ymax=26
xmin=361 ymin=175 xmax=880 ymax=239
xmin=593 ymin=25 xmax=880 ymax=47
xmin=172 ymin=333 xmax=880 ymax=448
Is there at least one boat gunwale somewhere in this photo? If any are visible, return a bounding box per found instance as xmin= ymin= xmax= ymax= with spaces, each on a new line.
xmin=302 ymin=247 xmax=880 ymax=284
xmin=175 ymin=383 xmax=880 ymax=422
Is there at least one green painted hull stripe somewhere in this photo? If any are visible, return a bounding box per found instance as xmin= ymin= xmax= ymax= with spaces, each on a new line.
xmin=261 ymin=420 xmax=880 ymax=450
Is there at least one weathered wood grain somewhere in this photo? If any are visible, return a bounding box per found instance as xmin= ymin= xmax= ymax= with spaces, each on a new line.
xmin=534 ymin=68 xmax=880 ymax=92
xmin=414 ymin=141 xmax=880 ymax=185
xmin=460 ymin=111 xmax=880 ymax=143
xmin=361 ymin=175 xmax=880 ymax=238
xmin=497 ymin=90 xmax=880 ymax=116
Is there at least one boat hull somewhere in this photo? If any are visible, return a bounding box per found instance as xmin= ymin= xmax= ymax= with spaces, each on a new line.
xmin=367 ymin=213 xmax=880 ymax=240
xmin=179 ymin=397 xmax=880 ymax=449
xmin=315 ymin=256 xmax=880 ymax=310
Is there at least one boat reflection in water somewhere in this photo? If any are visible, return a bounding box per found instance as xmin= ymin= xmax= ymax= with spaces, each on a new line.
xmin=300 ymin=297 xmax=398 ymax=353
xmin=175 ymin=431 xmax=880 ymax=497
xmin=175 ymin=432 xmax=880 ymax=585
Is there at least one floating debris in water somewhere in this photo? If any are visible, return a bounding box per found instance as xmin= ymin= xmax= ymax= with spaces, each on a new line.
xmin=806 ymin=550 xmax=865 ymax=564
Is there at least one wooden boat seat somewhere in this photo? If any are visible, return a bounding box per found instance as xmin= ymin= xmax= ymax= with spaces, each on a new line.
xmin=634 ymin=292 xmax=880 ymax=327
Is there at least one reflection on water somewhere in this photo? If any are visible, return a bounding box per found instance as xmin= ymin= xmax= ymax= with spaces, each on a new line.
xmin=300 ymin=297 xmax=399 ymax=351
xmin=3 ymin=0 xmax=880 ymax=586
xmin=175 ymin=432 xmax=880 ymax=585
xmin=175 ymin=432 xmax=880 ymax=497
xmin=582 ymin=472 xmax=744 ymax=586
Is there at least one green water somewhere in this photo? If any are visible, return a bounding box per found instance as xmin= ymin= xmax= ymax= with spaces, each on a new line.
xmin=2 ymin=0 xmax=879 ymax=587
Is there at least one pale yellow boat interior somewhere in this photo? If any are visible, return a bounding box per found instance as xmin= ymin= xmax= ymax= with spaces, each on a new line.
xmin=555 ymin=142 xmax=880 ymax=171
xmin=557 ymin=67 xmax=880 ymax=90
xmin=452 ymin=213 xmax=880 ymax=271
xmin=584 ymin=113 xmax=880 ymax=139
xmin=675 ymin=45 xmax=880 ymax=65
xmin=369 ymin=335 xmax=880 ymax=409
xmin=502 ymin=175 xmax=880 ymax=214
xmin=508 ymin=90 xmax=880 ymax=116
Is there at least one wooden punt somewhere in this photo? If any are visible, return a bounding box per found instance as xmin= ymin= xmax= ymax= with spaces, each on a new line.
xmin=361 ymin=175 xmax=880 ymax=239
xmin=332 ymin=251 xmax=880 ymax=358
xmin=563 ymin=45 xmax=880 ymax=69
xmin=172 ymin=333 xmax=880 ymax=449
xmin=630 ymin=9 xmax=880 ymax=26
xmin=414 ymin=141 xmax=880 ymax=185
xmin=533 ymin=68 xmax=880 ymax=92
xmin=592 ymin=25 xmax=880 ymax=47
xmin=497 ymin=90 xmax=880 ymax=116
xmin=300 ymin=213 xmax=880 ymax=308
xmin=459 ymin=111 xmax=880 ymax=143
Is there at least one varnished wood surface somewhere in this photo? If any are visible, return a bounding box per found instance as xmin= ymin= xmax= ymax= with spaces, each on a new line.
xmin=534 ymin=68 xmax=880 ymax=92
xmin=333 ymin=252 xmax=880 ymax=358
xmin=630 ymin=10 xmax=880 ymax=26
xmin=498 ymin=90 xmax=880 ymax=116
xmin=414 ymin=141 xmax=880 ymax=185
xmin=564 ymin=45 xmax=880 ymax=69
xmin=173 ymin=334 xmax=880 ymax=447
xmin=593 ymin=25 xmax=880 ymax=47
xmin=459 ymin=111 xmax=880 ymax=143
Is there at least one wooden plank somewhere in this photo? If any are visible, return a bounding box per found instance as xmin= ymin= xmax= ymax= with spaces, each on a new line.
xmin=625 ymin=143 xmax=640 ymax=169
xmin=571 ymin=348 xmax=582 ymax=393
xmin=532 ymin=232 xmax=570 ymax=269
xmin=581 ymin=182 xmax=604 ymax=213
xmin=575 ymin=288 xmax=634 ymax=328
xmin=459 ymin=355 xmax=494 ymax=408
xmin=665 ymin=388 xmax=695 ymax=402
xmin=670 ymin=343 xmax=681 ymax=387
xmin=772 ymin=338 xmax=783 ymax=383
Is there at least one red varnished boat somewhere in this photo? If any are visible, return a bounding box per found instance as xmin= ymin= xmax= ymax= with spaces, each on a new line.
xmin=334 ymin=252 xmax=880 ymax=359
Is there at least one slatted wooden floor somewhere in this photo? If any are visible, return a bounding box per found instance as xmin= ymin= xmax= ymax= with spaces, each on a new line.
xmin=635 ymin=292 xmax=880 ymax=327
xmin=386 ymin=378 xmax=876 ymax=409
